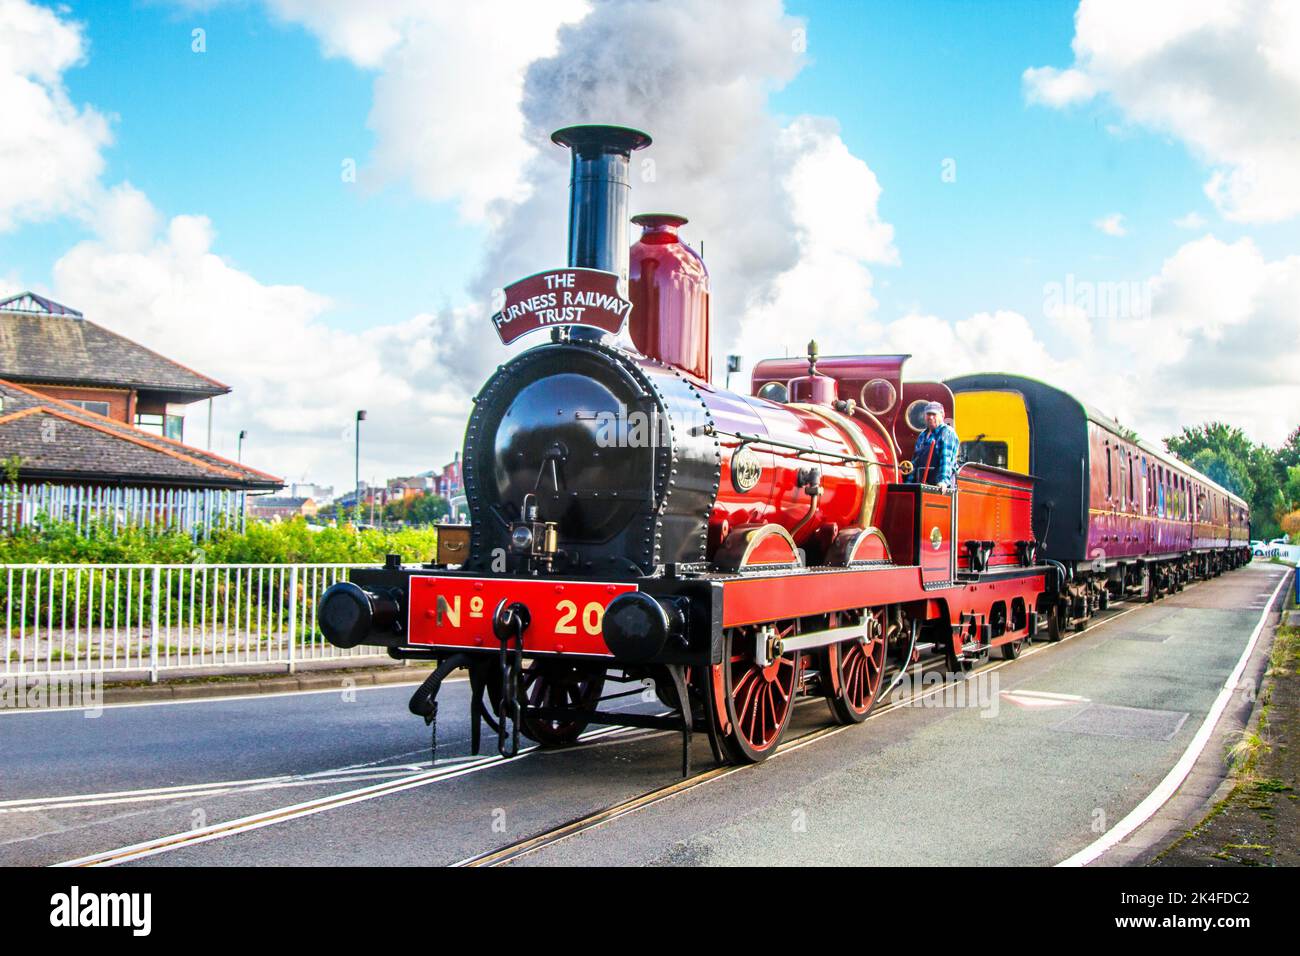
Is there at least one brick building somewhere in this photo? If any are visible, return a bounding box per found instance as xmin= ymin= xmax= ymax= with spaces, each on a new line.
xmin=0 ymin=292 xmax=281 ymax=534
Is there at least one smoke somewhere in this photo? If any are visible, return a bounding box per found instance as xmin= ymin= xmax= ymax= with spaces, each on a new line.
xmin=464 ymin=0 xmax=898 ymax=384
xmin=271 ymin=0 xmax=901 ymax=391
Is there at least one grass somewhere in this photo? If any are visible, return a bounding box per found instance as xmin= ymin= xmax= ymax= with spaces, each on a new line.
xmin=1266 ymin=625 xmax=1300 ymax=678
xmin=1227 ymin=729 xmax=1269 ymax=777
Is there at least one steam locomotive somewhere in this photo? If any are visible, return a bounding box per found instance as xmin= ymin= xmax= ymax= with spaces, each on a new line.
xmin=318 ymin=124 xmax=1250 ymax=769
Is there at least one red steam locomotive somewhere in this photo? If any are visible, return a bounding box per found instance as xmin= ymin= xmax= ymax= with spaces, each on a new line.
xmin=319 ymin=125 xmax=1250 ymax=769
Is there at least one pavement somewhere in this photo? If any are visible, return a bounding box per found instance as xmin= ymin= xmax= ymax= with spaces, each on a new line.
xmin=93 ymin=661 xmax=436 ymax=704
xmin=0 ymin=562 xmax=1288 ymax=867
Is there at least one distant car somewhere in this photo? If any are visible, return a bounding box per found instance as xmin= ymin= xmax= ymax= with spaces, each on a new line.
xmin=1268 ymin=537 xmax=1288 ymax=545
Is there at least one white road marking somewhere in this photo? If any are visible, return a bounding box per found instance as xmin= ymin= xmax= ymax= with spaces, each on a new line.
xmin=0 ymin=764 xmax=441 ymax=814
xmin=52 ymin=722 xmax=643 ymax=867
xmin=1001 ymin=689 xmax=1090 ymax=709
xmin=0 ymin=676 xmax=449 ymax=717
xmin=1057 ymin=567 xmax=1292 ymax=867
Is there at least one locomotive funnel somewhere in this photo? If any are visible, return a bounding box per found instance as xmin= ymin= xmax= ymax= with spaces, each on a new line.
xmin=552 ymin=124 xmax=651 ymax=339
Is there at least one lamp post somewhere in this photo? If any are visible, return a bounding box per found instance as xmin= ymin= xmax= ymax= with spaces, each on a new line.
xmin=354 ymin=410 xmax=367 ymax=522
xmin=237 ymin=430 xmax=247 ymax=462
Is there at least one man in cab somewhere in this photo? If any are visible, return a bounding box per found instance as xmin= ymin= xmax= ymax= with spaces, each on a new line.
xmin=908 ymin=401 xmax=959 ymax=489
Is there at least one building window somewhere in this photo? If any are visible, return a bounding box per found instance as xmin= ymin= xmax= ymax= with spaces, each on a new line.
xmin=135 ymin=413 xmax=184 ymax=441
xmin=69 ymin=400 xmax=111 ymax=417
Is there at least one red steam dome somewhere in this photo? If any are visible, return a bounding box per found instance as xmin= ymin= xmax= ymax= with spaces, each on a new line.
xmin=628 ymin=213 xmax=711 ymax=381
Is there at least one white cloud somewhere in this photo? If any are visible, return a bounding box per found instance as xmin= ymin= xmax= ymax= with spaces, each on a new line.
xmin=1024 ymin=0 xmax=1300 ymax=222
xmin=0 ymin=0 xmax=111 ymax=231
xmin=264 ymin=0 xmax=590 ymax=223
xmin=822 ymin=234 xmax=1300 ymax=451
xmin=722 ymin=116 xmax=898 ymax=364
xmin=1045 ymin=300 xmax=1094 ymax=352
xmin=1094 ymin=212 xmax=1127 ymax=236
xmin=1173 ymin=211 xmax=1206 ymax=230
xmin=1136 ymin=236 xmax=1300 ymax=442
xmin=1022 ymin=66 xmax=1097 ymax=106
xmin=51 ymin=196 xmax=476 ymax=485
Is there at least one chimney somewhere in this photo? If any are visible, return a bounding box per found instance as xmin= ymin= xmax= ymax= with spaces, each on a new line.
xmin=629 ymin=213 xmax=711 ymax=381
xmin=551 ymin=125 xmax=652 ymax=341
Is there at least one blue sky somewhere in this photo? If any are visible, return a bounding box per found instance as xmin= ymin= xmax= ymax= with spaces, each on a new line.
xmin=2 ymin=0 xmax=1297 ymax=486
xmin=7 ymin=0 xmax=1291 ymax=333
xmin=3 ymin=0 xmax=485 ymax=323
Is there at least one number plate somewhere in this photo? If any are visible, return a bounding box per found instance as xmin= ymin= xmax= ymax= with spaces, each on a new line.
xmin=407 ymin=576 xmax=638 ymax=656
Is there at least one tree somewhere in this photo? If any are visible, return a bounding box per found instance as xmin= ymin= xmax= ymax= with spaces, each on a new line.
xmin=1165 ymin=421 xmax=1286 ymax=540
xmin=1189 ymin=449 xmax=1250 ymax=498
xmin=1278 ymin=426 xmax=1300 ymax=478
xmin=1283 ymin=465 xmax=1300 ymax=513
xmin=382 ymin=493 xmax=449 ymax=526
xmin=1165 ymin=422 xmax=1255 ymax=467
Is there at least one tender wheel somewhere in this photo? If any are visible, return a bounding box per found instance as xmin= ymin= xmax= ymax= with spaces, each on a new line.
xmin=825 ymin=609 xmax=888 ymax=724
xmin=706 ymin=626 xmax=800 ymax=764
xmin=519 ymin=660 xmax=606 ymax=748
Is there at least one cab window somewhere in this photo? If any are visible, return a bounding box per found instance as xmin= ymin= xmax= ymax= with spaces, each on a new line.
xmin=960 ymin=439 xmax=1008 ymax=468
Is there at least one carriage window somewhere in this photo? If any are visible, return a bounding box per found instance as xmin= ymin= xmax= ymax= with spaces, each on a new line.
xmin=960 ymin=439 xmax=1008 ymax=468
xmin=1119 ymin=450 xmax=1126 ymax=506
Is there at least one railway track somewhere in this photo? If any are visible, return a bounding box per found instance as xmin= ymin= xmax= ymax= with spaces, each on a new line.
xmin=455 ymin=602 xmax=1144 ymax=866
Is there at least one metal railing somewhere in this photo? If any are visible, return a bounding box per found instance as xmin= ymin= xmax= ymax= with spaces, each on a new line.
xmin=0 ymin=483 xmax=247 ymax=539
xmin=2 ymin=563 xmax=384 ymax=681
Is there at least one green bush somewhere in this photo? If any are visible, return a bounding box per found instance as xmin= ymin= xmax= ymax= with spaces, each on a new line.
xmin=0 ymin=516 xmax=439 ymax=566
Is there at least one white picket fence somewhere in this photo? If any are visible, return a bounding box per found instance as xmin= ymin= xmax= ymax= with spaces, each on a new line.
xmin=0 ymin=483 xmax=247 ymax=538
xmin=1 ymin=563 xmax=387 ymax=681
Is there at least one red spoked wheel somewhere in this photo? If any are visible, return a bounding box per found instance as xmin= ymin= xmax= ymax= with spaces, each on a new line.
xmin=706 ymin=625 xmax=800 ymax=764
xmin=825 ymin=609 xmax=888 ymax=724
xmin=518 ymin=660 xmax=606 ymax=748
